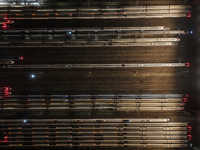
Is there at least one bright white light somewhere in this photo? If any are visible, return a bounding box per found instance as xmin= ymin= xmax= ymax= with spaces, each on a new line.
xmin=23 ymin=120 xmax=27 ymax=123
xmin=190 ymin=31 xmax=193 ymax=34
xmin=67 ymin=31 xmax=72 ymax=35
xmin=31 ymin=74 xmax=35 ymax=78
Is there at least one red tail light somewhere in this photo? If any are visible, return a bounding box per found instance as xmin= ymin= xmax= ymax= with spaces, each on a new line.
xmin=187 ymin=124 xmax=192 ymax=141
xmin=187 ymin=125 xmax=192 ymax=131
xmin=182 ymin=98 xmax=188 ymax=102
xmin=4 ymin=14 xmax=8 ymax=20
xmin=181 ymin=103 xmax=185 ymax=106
xmin=185 ymin=63 xmax=190 ymax=67
xmin=187 ymin=134 xmax=192 ymax=141
xmin=187 ymin=12 xmax=192 ymax=18
xmin=20 ymin=56 xmax=23 ymax=60
xmin=2 ymin=24 xmax=7 ymax=29
xmin=3 ymin=135 xmax=8 ymax=141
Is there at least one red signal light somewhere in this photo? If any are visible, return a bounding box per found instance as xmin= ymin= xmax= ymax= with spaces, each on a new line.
xmin=3 ymin=91 xmax=9 ymax=94
xmin=20 ymin=56 xmax=23 ymax=60
xmin=3 ymin=92 xmax=10 ymax=95
xmin=3 ymin=87 xmax=9 ymax=91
